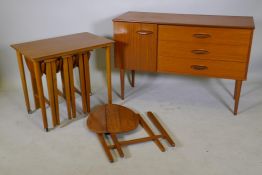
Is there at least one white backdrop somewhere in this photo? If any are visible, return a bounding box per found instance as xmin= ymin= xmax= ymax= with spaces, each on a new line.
xmin=0 ymin=0 xmax=261 ymax=90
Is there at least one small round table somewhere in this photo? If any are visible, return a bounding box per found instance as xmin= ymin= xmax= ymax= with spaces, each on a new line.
xmin=87 ymin=104 xmax=175 ymax=162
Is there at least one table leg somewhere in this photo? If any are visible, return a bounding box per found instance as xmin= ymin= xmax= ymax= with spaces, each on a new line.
xmin=106 ymin=46 xmax=112 ymax=104
xmin=110 ymin=133 xmax=124 ymax=157
xmin=131 ymin=70 xmax=135 ymax=87
xmin=78 ymin=54 xmax=87 ymax=113
xmin=30 ymin=74 xmax=40 ymax=110
xmin=120 ymin=69 xmax=125 ymax=100
xmin=16 ymin=51 xmax=31 ymax=113
xmin=62 ymin=57 xmax=72 ymax=119
xmin=138 ymin=114 xmax=165 ymax=152
xmin=83 ymin=52 xmax=91 ymax=112
xmin=33 ymin=61 xmax=48 ymax=131
xmin=46 ymin=61 xmax=57 ymax=127
xmin=97 ymin=133 xmax=114 ymax=162
xmin=51 ymin=61 xmax=60 ymax=125
xmin=234 ymin=80 xmax=242 ymax=115
xmin=68 ymin=57 xmax=76 ymax=118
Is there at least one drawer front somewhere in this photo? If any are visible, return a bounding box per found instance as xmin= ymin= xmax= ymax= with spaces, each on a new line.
xmin=158 ymin=57 xmax=247 ymax=80
xmin=158 ymin=41 xmax=250 ymax=62
xmin=114 ymin=22 xmax=157 ymax=71
xmin=158 ymin=25 xmax=252 ymax=45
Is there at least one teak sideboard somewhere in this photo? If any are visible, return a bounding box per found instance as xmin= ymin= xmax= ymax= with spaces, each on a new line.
xmin=113 ymin=11 xmax=255 ymax=115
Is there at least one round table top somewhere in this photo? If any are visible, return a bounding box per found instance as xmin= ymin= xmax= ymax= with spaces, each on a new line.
xmin=87 ymin=104 xmax=139 ymax=134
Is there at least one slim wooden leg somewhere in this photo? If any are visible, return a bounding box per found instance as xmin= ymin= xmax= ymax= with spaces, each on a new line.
xmin=97 ymin=133 xmax=114 ymax=162
xmin=234 ymin=80 xmax=242 ymax=115
xmin=78 ymin=54 xmax=87 ymax=113
xmin=68 ymin=57 xmax=76 ymax=118
xmin=147 ymin=112 xmax=175 ymax=147
xmin=51 ymin=61 xmax=60 ymax=125
xmin=131 ymin=70 xmax=135 ymax=87
xmin=83 ymin=52 xmax=91 ymax=112
xmin=110 ymin=134 xmax=124 ymax=157
xmin=46 ymin=61 xmax=57 ymax=127
xmin=234 ymin=80 xmax=238 ymax=99
xmin=16 ymin=52 xmax=31 ymax=113
xmin=138 ymin=115 xmax=165 ymax=152
xmin=62 ymin=57 xmax=72 ymax=119
xmin=61 ymin=70 xmax=66 ymax=98
xmin=30 ymin=74 xmax=40 ymax=110
xmin=120 ymin=69 xmax=125 ymax=100
xmin=106 ymin=46 xmax=112 ymax=104
xmin=33 ymin=61 xmax=48 ymax=131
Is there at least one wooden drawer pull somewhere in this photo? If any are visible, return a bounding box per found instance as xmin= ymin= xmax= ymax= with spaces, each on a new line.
xmin=191 ymin=49 xmax=209 ymax=55
xmin=190 ymin=65 xmax=208 ymax=70
xmin=136 ymin=30 xmax=153 ymax=35
xmin=193 ymin=33 xmax=211 ymax=39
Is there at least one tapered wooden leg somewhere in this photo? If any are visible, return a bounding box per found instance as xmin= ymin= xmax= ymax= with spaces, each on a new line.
xmin=16 ymin=52 xmax=31 ymax=113
xmin=147 ymin=112 xmax=175 ymax=147
xmin=120 ymin=69 xmax=125 ymax=100
xmin=131 ymin=70 xmax=135 ymax=87
xmin=97 ymin=134 xmax=114 ymax=162
xmin=68 ymin=57 xmax=76 ymax=118
xmin=234 ymin=80 xmax=242 ymax=115
xmin=33 ymin=61 xmax=48 ymax=131
xmin=78 ymin=54 xmax=87 ymax=113
xmin=106 ymin=46 xmax=112 ymax=104
xmin=30 ymin=74 xmax=40 ymax=110
xmin=138 ymin=114 xmax=165 ymax=152
xmin=51 ymin=61 xmax=60 ymax=125
xmin=110 ymin=134 xmax=124 ymax=157
xmin=61 ymin=70 xmax=66 ymax=98
xmin=46 ymin=61 xmax=57 ymax=127
xmin=234 ymin=80 xmax=238 ymax=99
xmin=62 ymin=57 xmax=72 ymax=119
xmin=83 ymin=52 xmax=91 ymax=112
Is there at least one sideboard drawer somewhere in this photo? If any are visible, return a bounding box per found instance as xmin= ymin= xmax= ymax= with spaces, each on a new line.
xmin=158 ymin=41 xmax=250 ymax=62
xmin=158 ymin=57 xmax=247 ymax=80
xmin=158 ymin=25 xmax=252 ymax=45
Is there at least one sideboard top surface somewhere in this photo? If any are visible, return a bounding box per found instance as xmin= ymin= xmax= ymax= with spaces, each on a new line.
xmin=113 ymin=11 xmax=255 ymax=29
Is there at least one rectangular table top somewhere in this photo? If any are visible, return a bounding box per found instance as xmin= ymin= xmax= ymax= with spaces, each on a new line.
xmin=113 ymin=11 xmax=255 ymax=29
xmin=11 ymin=32 xmax=114 ymax=61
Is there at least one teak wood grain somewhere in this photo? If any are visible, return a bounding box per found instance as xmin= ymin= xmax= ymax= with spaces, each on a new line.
xmin=12 ymin=32 xmax=114 ymax=131
xmin=11 ymin=32 xmax=113 ymax=61
xmin=113 ymin=11 xmax=255 ymax=115
xmin=113 ymin=11 xmax=254 ymax=29
xmin=87 ymin=104 xmax=175 ymax=162
xmin=114 ymin=22 xmax=157 ymax=71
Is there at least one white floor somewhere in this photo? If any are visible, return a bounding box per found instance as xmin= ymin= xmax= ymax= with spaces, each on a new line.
xmin=1 ymin=74 xmax=262 ymax=175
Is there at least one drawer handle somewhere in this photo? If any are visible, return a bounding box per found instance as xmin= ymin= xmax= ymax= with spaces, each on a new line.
xmin=191 ymin=65 xmax=208 ymax=71
xmin=136 ymin=30 xmax=153 ymax=35
xmin=193 ymin=33 xmax=211 ymax=39
xmin=191 ymin=49 xmax=209 ymax=55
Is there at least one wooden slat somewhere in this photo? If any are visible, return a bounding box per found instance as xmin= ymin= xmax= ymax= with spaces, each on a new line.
xmin=106 ymin=46 xmax=112 ymax=104
xmin=138 ymin=114 xmax=165 ymax=152
xmin=97 ymin=134 xmax=114 ymax=162
xmin=68 ymin=57 xmax=76 ymax=118
xmin=110 ymin=134 xmax=124 ymax=157
xmin=62 ymin=57 xmax=72 ymax=119
xmin=147 ymin=112 xmax=175 ymax=147
xmin=108 ymin=135 xmax=163 ymax=149
xmin=16 ymin=52 xmax=31 ymax=113
xmin=33 ymin=61 xmax=48 ymax=131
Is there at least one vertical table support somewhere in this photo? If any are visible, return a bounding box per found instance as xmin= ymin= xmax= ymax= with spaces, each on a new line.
xmin=106 ymin=46 xmax=112 ymax=104
xmin=234 ymin=80 xmax=243 ymax=115
xmin=33 ymin=61 xmax=48 ymax=131
xmin=16 ymin=51 xmax=31 ymax=113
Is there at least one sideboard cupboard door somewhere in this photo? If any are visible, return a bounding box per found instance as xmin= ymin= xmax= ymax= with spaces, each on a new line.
xmin=114 ymin=22 xmax=157 ymax=72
